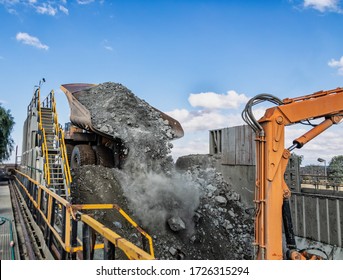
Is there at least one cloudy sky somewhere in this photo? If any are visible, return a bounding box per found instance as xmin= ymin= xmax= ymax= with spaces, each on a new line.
xmin=0 ymin=0 xmax=343 ymax=166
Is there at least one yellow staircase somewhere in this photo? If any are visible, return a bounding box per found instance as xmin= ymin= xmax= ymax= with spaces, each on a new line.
xmin=38 ymin=91 xmax=71 ymax=199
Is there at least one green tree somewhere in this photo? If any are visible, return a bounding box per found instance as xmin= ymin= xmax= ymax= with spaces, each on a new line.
xmin=0 ymin=104 xmax=15 ymax=162
xmin=327 ymin=155 xmax=343 ymax=187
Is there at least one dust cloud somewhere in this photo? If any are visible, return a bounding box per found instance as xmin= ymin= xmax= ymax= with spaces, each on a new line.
xmin=120 ymin=171 xmax=200 ymax=233
xmin=75 ymin=82 xmax=200 ymax=232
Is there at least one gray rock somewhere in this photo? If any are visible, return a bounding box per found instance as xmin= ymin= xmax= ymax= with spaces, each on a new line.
xmin=100 ymin=125 xmax=109 ymax=133
xmin=167 ymin=216 xmax=186 ymax=232
xmin=169 ymin=247 xmax=177 ymax=256
xmin=113 ymin=221 xmax=122 ymax=229
xmin=222 ymin=220 xmax=234 ymax=231
xmin=206 ymin=184 xmax=217 ymax=192
xmin=228 ymin=210 xmax=235 ymax=218
xmin=215 ymin=195 xmax=227 ymax=206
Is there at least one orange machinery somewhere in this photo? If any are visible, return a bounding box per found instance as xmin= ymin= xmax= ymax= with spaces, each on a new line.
xmin=242 ymin=88 xmax=343 ymax=260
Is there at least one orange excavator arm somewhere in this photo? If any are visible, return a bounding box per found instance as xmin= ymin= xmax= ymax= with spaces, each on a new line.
xmin=242 ymin=88 xmax=343 ymax=260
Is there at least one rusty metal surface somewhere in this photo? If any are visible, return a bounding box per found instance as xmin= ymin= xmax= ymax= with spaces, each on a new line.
xmin=60 ymin=84 xmax=95 ymax=132
xmin=61 ymin=83 xmax=96 ymax=94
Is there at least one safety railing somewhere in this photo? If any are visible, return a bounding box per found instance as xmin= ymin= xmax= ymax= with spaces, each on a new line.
xmin=301 ymin=174 xmax=343 ymax=192
xmin=42 ymin=90 xmax=72 ymax=193
xmin=58 ymin=128 xmax=72 ymax=188
xmin=51 ymin=90 xmax=72 ymax=188
xmin=13 ymin=169 xmax=155 ymax=260
xmin=37 ymin=88 xmax=51 ymax=186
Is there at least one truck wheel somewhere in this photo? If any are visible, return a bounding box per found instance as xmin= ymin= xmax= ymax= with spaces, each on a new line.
xmin=70 ymin=145 xmax=96 ymax=168
xmin=66 ymin=144 xmax=74 ymax=165
xmin=92 ymin=146 xmax=114 ymax=168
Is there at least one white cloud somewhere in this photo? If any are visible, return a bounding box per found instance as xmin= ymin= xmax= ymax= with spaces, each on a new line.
xmin=188 ymin=90 xmax=249 ymax=109
xmin=0 ymin=0 xmax=20 ymax=4
xmin=167 ymin=90 xmax=249 ymax=160
xmin=77 ymin=0 xmax=95 ymax=4
xmin=170 ymin=133 xmax=210 ymax=160
xmin=328 ymin=56 xmax=343 ymax=75
xmin=0 ymin=1 xmax=69 ymax=16
xmin=36 ymin=3 xmax=57 ymax=16
xmin=167 ymin=90 xmax=251 ymax=134
xmin=303 ymin=0 xmax=341 ymax=12
xmin=7 ymin=8 xmax=18 ymax=14
xmin=170 ymin=112 xmax=343 ymax=165
xmin=16 ymin=32 xmax=49 ymax=50
xmin=168 ymin=89 xmax=343 ymax=166
xmin=59 ymin=5 xmax=69 ymax=15
xmin=285 ymin=125 xmax=343 ymax=165
xmin=102 ymin=39 xmax=113 ymax=51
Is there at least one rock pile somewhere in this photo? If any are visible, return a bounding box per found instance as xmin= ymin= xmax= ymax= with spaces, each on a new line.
xmin=71 ymin=157 xmax=254 ymax=260
xmin=74 ymin=82 xmax=176 ymax=174
xmin=70 ymin=82 xmax=254 ymax=260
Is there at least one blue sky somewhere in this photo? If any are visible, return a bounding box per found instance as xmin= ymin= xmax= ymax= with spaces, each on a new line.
xmin=1 ymin=0 xmax=343 ymax=165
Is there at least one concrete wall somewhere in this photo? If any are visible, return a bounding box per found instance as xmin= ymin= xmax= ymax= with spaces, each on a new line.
xmin=213 ymin=162 xmax=255 ymax=207
xmin=290 ymin=192 xmax=342 ymax=247
xmin=209 ymin=125 xmax=255 ymax=206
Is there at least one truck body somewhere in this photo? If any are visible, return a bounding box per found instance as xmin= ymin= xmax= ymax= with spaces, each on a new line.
xmin=60 ymin=83 xmax=184 ymax=169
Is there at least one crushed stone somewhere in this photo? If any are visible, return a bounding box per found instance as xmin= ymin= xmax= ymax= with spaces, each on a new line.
xmin=70 ymin=82 xmax=254 ymax=260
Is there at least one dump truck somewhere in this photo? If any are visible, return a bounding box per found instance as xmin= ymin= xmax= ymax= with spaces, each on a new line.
xmin=60 ymin=83 xmax=184 ymax=169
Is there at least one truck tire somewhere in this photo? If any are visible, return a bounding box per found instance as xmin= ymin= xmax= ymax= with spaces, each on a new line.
xmin=92 ymin=146 xmax=114 ymax=168
xmin=70 ymin=145 xmax=96 ymax=168
xmin=66 ymin=144 xmax=74 ymax=165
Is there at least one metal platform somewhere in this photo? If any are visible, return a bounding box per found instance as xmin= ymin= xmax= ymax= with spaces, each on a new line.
xmin=0 ymin=181 xmax=19 ymax=260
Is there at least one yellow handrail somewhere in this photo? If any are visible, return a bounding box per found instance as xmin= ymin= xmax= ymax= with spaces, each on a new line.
xmin=73 ymin=203 xmax=155 ymax=258
xmin=37 ymin=88 xmax=51 ymax=185
xmin=50 ymin=90 xmax=72 ymax=190
xmin=13 ymin=169 xmax=155 ymax=260
xmin=59 ymin=128 xmax=72 ymax=186
xmin=41 ymin=128 xmax=50 ymax=185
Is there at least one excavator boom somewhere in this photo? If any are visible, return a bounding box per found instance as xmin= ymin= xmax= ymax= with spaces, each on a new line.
xmin=242 ymin=87 xmax=343 ymax=260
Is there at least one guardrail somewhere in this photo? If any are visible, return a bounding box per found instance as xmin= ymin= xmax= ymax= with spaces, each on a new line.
xmin=42 ymin=90 xmax=72 ymax=193
xmin=37 ymin=88 xmax=51 ymax=186
xmin=13 ymin=169 xmax=155 ymax=260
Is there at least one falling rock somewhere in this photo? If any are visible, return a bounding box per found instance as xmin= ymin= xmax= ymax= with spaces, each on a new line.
xmin=193 ymin=212 xmax=202 ymax=223
xmin=215 ymin=195 xmax=227 ymax=206
xmin=167 ymin=216 xmax=186 ymax=232
xmin=226 ymin=192 xmax=240 ymax=201
xmin=189 ymin=235 xmax=197 ymax=244
xmin=206 ymin=184 xmax=217 ymax=193
xmin=100 ymin=125 xmax=109 ymax=133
